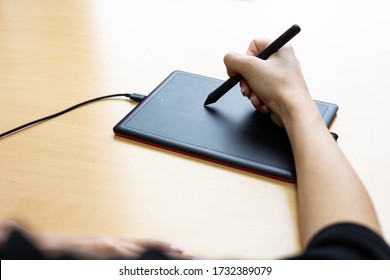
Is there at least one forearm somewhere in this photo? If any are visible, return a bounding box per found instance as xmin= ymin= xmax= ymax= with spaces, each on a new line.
xmin=223 ymin=39 xmax=382 ymax=248
xmin=285 ymin=105 xmax=382 ymax=246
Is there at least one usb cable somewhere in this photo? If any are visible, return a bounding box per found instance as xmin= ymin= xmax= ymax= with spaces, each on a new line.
xmin=0 ymin=93 xmax=146 ymax=139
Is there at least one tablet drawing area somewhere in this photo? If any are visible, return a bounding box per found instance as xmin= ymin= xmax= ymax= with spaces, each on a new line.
xmin=114 ymin=71 xmax=338 ymax=182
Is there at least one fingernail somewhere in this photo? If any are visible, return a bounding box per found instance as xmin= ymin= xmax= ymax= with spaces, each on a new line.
xmin=240 ymin=86 xmax=245 ymax=96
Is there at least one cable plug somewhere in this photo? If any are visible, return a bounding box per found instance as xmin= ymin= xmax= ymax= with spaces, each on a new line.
xmin=126 ymin=93 xmax=147 ymax=102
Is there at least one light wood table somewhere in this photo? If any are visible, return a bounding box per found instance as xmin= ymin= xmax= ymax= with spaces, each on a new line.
xmin=1 ymin=0 xmax=390 ymax=259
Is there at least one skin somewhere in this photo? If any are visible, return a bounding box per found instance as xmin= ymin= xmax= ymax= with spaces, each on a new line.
xmin=224 ymin=38 xmax=382 ymax=246
xmin=0 ymin=221 xmax=187 ymax=259
xmin=0 ymin=39 xmax=383 ymax=257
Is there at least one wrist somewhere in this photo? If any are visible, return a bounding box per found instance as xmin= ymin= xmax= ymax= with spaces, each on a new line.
xmin=281 ymin=98 xmax=324 ymax=133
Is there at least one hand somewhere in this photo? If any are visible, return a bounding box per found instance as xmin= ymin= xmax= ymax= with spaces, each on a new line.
xmin=224 ymin=38 xmax=313 ymax=127
xmin=0 ymin=221 xmax=191 ymax=259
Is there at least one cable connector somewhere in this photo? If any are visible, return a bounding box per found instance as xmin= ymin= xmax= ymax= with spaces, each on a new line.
xmin=126 ymin=93 xmax=147 ymax=102
xmin=1 ymin=92 xmax=147 ymax=139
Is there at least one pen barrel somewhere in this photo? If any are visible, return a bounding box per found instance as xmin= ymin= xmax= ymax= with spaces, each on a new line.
xmin=257 ymin=24 xmax=301 ymax=60
xmin=219 ymin=74 xmax=243 ymax=94
xmin=221 ymin=25 xmax=300 ymax=97
xmin=204 ymin=24 xmax=300 ymax=105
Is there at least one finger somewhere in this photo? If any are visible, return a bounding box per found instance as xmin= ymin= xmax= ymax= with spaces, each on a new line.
xmin=0 ymin=221 xmax=24 ymax=245
xmin=68 ymin=235 xmax=148 ymax=259
xmin=249 ymin=94 xmax=270 ymax=114
xmin=0 ymin=220 xmax=23 ymax=233
xmin=246 ymin=38 xmax=272 ymax=56
xmin=128 ymin=239 xmax=184 ymax=254
xmin=224 ymin=51 xmax=264 ymax=80
xmin=250 ymin=94 xmax=262 ymax=108
xmin=226 ymin=38 xmax=271 ymax=77
xmin=224 ymin=52 xmax=241 ymax=77
xmin=36 ymin=234 xmax=144 ymax=260
xmin=239 ymin=79 xmax=251 ymax=97
xmin=259 ymin=104 xmax=270 ymax=114
xmin=120 ymin=239 xmax=189 ymax=260
xmin=224 ymin=51 xmax=252 ymax=77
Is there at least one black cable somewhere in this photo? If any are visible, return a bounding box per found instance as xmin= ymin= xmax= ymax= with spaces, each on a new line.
xmin=0 ymin=93 xmax=146 ymax=139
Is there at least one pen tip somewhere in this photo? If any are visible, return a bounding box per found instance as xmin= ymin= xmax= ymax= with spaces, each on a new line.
xmin=204 ymin=97 xmax=213 ymax=106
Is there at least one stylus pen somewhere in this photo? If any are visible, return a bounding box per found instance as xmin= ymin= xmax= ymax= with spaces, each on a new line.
xmin=204 ymin=24 xmax=301 ymax=106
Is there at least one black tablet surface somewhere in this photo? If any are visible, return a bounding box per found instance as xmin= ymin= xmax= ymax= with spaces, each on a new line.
xmin=114 ymin=71 xmax=338 ymax=182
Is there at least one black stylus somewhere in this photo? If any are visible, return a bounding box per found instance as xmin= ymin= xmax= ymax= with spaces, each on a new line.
xmin=204 ymin=24 xmax=301 ymax=106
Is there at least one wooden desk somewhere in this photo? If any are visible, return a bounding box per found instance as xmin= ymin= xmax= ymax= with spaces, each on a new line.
xmin=1 ymin=0 xmax=390 ymax=259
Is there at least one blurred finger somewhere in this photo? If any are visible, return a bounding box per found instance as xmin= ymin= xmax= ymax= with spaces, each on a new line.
xmin=128 ymin=239 xmax=184 ymax=254
xmin=0 ymin=221 xmax=23 ymax=245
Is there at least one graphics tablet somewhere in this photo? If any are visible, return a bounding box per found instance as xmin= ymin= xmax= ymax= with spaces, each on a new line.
xmin=114 ymin=71 xmax=338 ymax=182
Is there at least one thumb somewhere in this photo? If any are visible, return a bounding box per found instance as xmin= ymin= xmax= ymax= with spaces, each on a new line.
xmin=223 ymin=52 xmax=262 ymax=79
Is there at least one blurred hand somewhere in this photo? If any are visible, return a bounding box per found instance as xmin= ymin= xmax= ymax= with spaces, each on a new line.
xmin=0 ymin=221 xmax=190 ymax=259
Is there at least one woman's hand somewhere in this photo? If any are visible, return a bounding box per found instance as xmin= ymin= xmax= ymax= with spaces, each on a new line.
xmin=224 ymin=38 xmax=313 ymax=128
xmin=0 ymin=221 xmax=190 ymax=259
